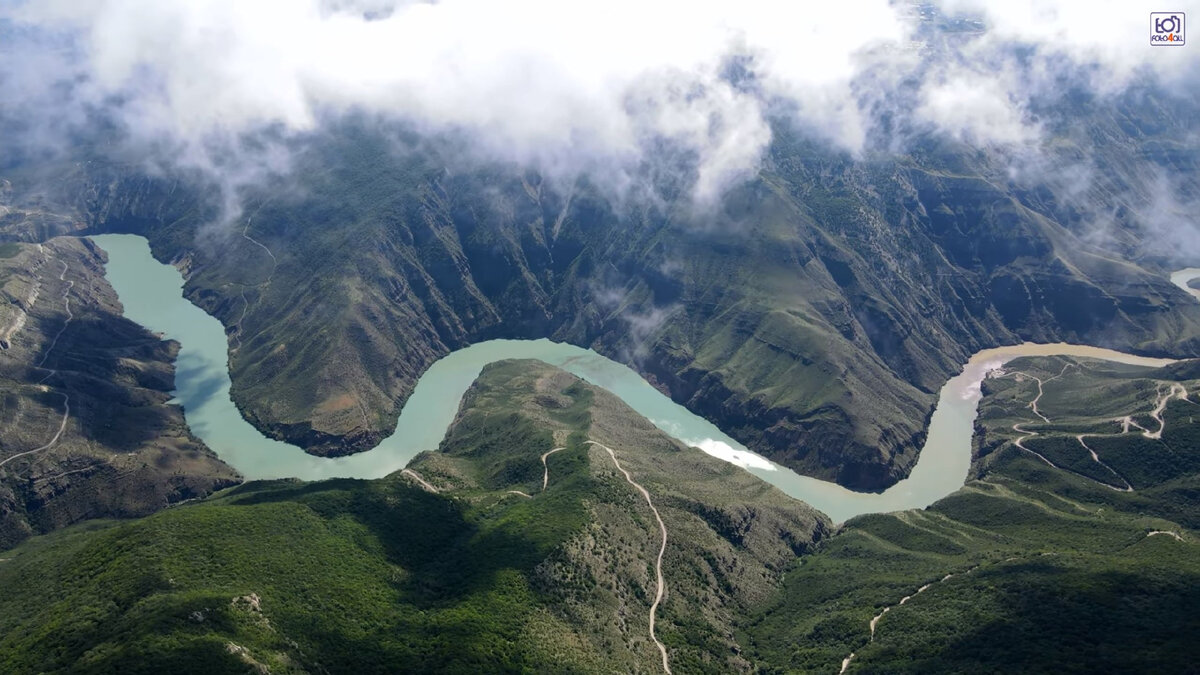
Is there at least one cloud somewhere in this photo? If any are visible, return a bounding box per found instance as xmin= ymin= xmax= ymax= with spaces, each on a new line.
xmin=0 ymin=0 xmax=908 ymax=202
xmin=940 ymin=0 xmax=1198 ymax=88
xmin=1 ymin=0 xmax=1197 ymax=207
xmin=916 ymin=67 xmax=1039 ymax=146
xmin=913 ymin=0 xmax=1199 ymax=151
xmin=589 ymin=280 xmax=679 ymax=363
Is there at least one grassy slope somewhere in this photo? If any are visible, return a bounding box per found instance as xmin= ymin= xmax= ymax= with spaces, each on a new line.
xmin=412 ymin=360 xmax=829 ymax=673
xmin=0 ymin=359 xmax=826 ymax=674
xmin=3 ymin=355 xmax=1198 ymax=673
xmin=743 ymin=356 xmax=1200 ymax=674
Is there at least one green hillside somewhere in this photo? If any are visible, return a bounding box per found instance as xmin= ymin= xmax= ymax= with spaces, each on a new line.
xmin=3 ymin=356 xmax=1198 ymax=673
xmin=743 ymin=355 xmax=1200 ymax=673
xmin=0 ymin=360 xmax=825 ymax=674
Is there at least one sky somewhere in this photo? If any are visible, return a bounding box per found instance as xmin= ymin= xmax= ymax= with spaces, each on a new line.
xmin=1 ymin=0 xmax=1197 ymax=210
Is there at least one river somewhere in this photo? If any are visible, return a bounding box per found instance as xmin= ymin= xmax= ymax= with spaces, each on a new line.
xmin=93 ymin=234 xmax=1198 ymax=523
xmin=1171 ymin=268 xmax=1200 ymax=302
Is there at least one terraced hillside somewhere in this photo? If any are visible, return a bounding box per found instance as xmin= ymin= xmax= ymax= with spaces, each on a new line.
xmin=0 ymin=360 xmax=826 ymax=673
xmin=0 ymin=237 xmax=239 ymax=549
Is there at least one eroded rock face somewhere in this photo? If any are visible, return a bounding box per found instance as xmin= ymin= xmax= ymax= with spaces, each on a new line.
xmin=14 ymin=103 xmax=1200 ymax=492
xmin=0 ymin=237 xmax=240 ymax=550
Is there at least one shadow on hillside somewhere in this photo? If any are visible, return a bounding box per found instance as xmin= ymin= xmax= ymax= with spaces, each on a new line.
xmin=226 ymin=477 xmax=548 ymax=607
xmin=879 ymin=563 xmax=1200 ymax=673
xmin=33 ymin=314 xmax=188 ymax=452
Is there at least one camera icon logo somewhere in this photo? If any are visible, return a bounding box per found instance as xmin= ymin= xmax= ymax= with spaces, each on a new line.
xmin=1156 ymin=15 xmax=1180 ymax=33
xmin=1151 ymin=12 xmax=1186 ymax=45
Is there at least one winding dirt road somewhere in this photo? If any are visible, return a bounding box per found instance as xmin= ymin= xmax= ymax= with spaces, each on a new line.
xmin=32 ymin=456 xmax=115 ymax=483
xmin=1145 ymin=383 xmax=1189 ymax=439
xmin=231 ymin=212 xmax=279 ymax=351
xmin=996 ymin=363 xmax=1072 ymax=424
xmin=1 ymin=250 xmax=74 ymax=470
xmin=541 ymin=446 xmax=565 ymax=491
xmin=400 ymin=468 xmax=438 ymax=493
xmin=1074 ymin=436 xmax=1134 ymax=492
xmin=35 ymin=258 xmax=74 ymax=371
xmin=840 ymin=567 xmax=976 ymax=673
xmin=0 ymin=393 xmax=70 ymax=470
xmin=1003 ymin=366 xmax=1190 ymax=493
xmin=584 ymin=440 xmax=671 ymax=675
xmin=1010 ymin=423 xmax=1132 ymax=493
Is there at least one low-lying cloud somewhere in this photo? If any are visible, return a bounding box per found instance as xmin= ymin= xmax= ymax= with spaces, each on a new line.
xmin=1 ymin=0 xmax=1197 ymax=207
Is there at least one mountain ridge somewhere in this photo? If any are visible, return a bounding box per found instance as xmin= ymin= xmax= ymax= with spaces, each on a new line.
xmin=3 ymin=104 xmax=1199 ymax=491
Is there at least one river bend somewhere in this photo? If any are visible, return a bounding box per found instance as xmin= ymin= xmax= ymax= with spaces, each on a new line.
xmin=94 ymin=234 xmax=1198 ymax=522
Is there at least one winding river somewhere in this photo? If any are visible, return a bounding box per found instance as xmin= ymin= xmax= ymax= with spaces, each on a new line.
xmin=1171 ymin=268 xmax=1200 ymax=302
xmin=94 ymin=234 xmax=1198 ymax=523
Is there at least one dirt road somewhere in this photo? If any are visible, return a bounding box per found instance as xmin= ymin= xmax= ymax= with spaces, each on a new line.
xmin=584 ymin=440 xmax=671 ymax=674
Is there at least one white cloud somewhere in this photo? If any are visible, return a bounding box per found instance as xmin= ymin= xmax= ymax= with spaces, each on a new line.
xmin=2 ymin=0 xmax=910 ymax=200
xmin=939 ymin=0 xmax=1199 ymax=89
xmin=2 ymin=0 xmax=1197 ymax=201
xmin=916 ymin=68 xmax=1039 ymax=146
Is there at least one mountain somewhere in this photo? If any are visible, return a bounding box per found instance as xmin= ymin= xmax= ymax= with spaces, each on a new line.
xmin=0 ymin=359 xmax=825 ymax=673
xmin=743 ymin=354 xmax=1200 ymax=672
xmin=0 ymin=236 xmax=239 ymax=549
xmin=25 ymin=114 xmax=1199 ymax=492
xmin=2 ymin=7 xmax=1198 ymax=674
xmin=2 ymin=86 xmax=1199 ymax=495
xmin=3 ymin=354 xmax=1196 ymax=673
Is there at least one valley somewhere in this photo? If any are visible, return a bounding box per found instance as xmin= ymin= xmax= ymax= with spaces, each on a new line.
xmin=742 ymin=354 xmax=1200 ymax=673
xmin=20 ymin=112 xmax=1197 ymax=494
xmin=2 ymin=351 xmax=1196 ymax=673
xmin=0 ymin=360 xmax=827 ymax=673
xmin=2 ymin=189 xmax=1196 ymax=674
xmin=1 ymin=4 xmax=1198 ymax=673
xmin=86 ymin=232 xmax=1193 ymax=525
xmin=0 ymin=233 xmax=1197 ymax=673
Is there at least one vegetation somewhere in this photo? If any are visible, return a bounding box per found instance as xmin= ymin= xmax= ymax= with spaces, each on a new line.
xmin=3 ymin=353 xmax=1198 ymax=673
xmin=18 ymin=109 xmax=1195 ymax=491
xmin=0 ymin=475 xmax=589 ymax=673
xmin=0 ymin=360 xmax=826 ymax=673
xmin=1 ymin=64 xmax=1198 ymax=675
xmin=742 ymin=355 xmax=1200 ymax=673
